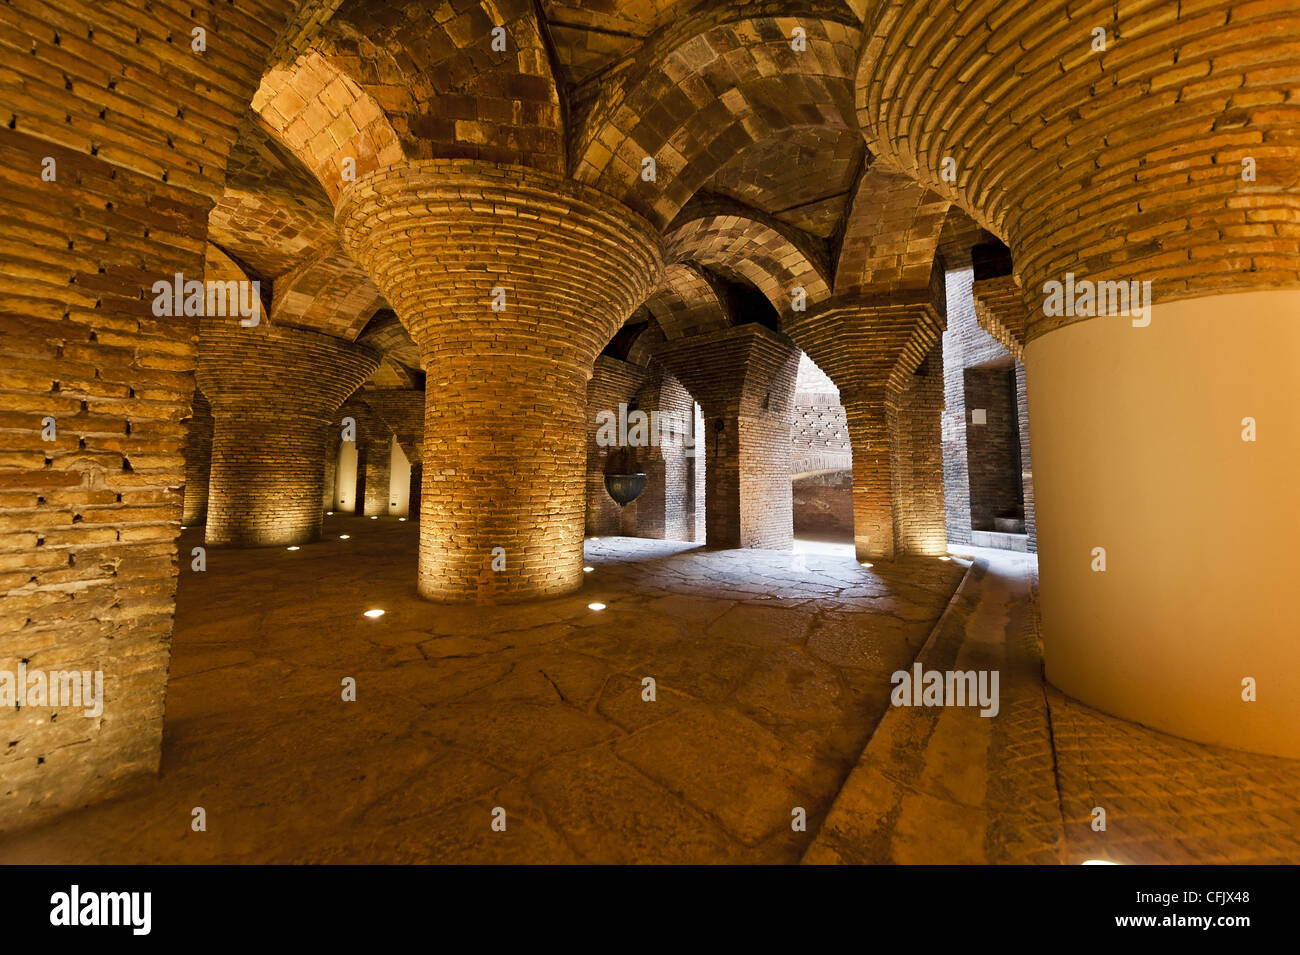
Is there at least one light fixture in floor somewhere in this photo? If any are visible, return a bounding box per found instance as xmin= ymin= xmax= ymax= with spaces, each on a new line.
xmin=860 ymin=561 xmax=873 ymax=568
xmin=286 ymin=546 xmax=300 ymax=551
xmin=180 ymin=526 xmax=186 ymax=530
xmin=326 ymin=511 xmax=333 ymax=515
xmin=583 ymin=566 xmax=594 ymax=573
xmin=939 ymin=556 xmax=951 ymax=561
xmin=1082 ymin=859 xmax=1119 ymax=865
xmin=398 ymin=517 xmax=407 ymax=522
xmin=339 ymin=534 xmax=350 ymax=540
xmin=370 ymin=515 xmax=378 ymax=520
xmin=587 ymin=602 xmax=606 ymax=611
xmin=363 ymin=609 xmax=385 ymax=619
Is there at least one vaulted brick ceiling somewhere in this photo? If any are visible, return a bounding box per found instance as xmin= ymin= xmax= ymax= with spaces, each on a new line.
xmin=226 ymin=0 xmax=1024 ymax=388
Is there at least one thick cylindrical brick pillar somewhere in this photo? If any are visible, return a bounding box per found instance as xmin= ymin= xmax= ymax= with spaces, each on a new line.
xmin=653 ymin=325 xmax=801 ymax=549
xmin=337 ymin=160 xmax=662 ymax=602
xmin=788 ymin=300 xmax=948 ymax=560
xmin=197 ymin=320 xmax=379 ymax=547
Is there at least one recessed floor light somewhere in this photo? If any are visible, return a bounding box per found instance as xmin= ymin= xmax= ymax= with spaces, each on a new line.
xmin=1082 ymin=859 xmax=1118 ymax=865
xmin=363 ymin=609 xmax=384 ymax=618
xmin=286 ymin=546 xmax=300 ymax=551
xmin=860 ymin=561 xmax=873 ymax=568
xmin=583 ymin=566 xmax=594 ymax=573
xmin=339 ymin=534 xmax=350 ymax=540
xmin=370 ymin=515 xmax=378 ymax=520
xmin=326 ymin=511 xmax=334 ymax=516
xmin=398 ymin=517 xmax=407 ymax=522
xmin=939 ymin=556 xmax=951 ymax=561
xmin=180 ymin=526 xmax=187 ymax=530
xmin=587 ymin=602 xmax=606 ymax=611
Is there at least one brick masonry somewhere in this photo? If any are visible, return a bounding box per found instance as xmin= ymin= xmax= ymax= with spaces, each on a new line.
xmin=787 ymin=294 xmax=948 ymax=560
xmin=856 ymin=0 xmax=1300 ymax=335
xmin=336 ymin=159 xmax=663 ymax=602
xmin=196 ymin=316 xmax=377 ymax=547
xmin=941 ymin=266 xmax=1037 ymax=552
xmin=0 ymin=0 xmax=298 ymax=831
xmin=631 ymin=365 xmax=698 ymax=542
xmin=180 ymin=388 xmax=213 ymax=526
xmin=586 ymin=355 xmax=648 ymax=538
xmin=653 ymin=324 xmax=800 ymax=550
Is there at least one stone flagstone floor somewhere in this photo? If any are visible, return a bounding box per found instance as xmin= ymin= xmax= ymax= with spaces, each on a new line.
xmin=4 ymin=523 xmax=1297 ymax=864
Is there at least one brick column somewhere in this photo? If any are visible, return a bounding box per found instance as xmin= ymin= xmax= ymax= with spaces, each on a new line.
xmin=361 ymin=431 xmax=393 ymax=517
xmin=337 ymin=160 xmax=662 ymax=602
xmin=586 ymin=356 xmax=649 ymax=537
xmin=633 ymin=366 xmax=696 ymax=541
xmin=653 ymin=325 xmax=800 ymax=549
xmin=181 ymin=389 xmax=213 ymax=526
xmin=788 ymin=298 xmax=947 ymax=560
xmin=197 ymin=320 xmax=378 ymax=547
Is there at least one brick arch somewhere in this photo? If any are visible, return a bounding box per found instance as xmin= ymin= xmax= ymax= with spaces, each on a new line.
xmin=574 ymin=14 xmax=861 ymax=228
xmin=833 ymin=164 xmax=950 ymax=302
xmin=316 ymin=0 xmax=564 ymax=172
xmin=209 ymin=186 xmax=335 ymax=281
xmin=272 ymin=244 xmax=386 ymax=341
xmin=666 ymin=200 xmax=832 ymax=321
xmin=643 ymin=263 xmax=731 ymax=341
xmin=253 ymin=49 xmax=404 ymax=204
xmin=856 ymin=0 xmax=1300 ymax=334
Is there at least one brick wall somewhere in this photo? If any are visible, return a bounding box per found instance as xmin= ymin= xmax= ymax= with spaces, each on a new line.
xmin=787 ymin=297 xmax=947 ymax=559
xmin=888 ymin=345 xmax=947 ymax=553
xmin=585 ymin=356 xmax=647 ymax=538
xmin=793 ymin=471 xmax=853 ymax=538
xmin=941 ymin=266 xmax=1037 ymax=551
xmin=964 ymin=362 xmax=1023 ymax=532
xmin=0 ymin=0 xmax=297 ymax=830
xmin=180 ymin=389 xmax=213 ymax=525
xmin=631 ymin=366 xmax=695 ymax=541
xmin=856 ymin=0 xmax=1300 ymax=334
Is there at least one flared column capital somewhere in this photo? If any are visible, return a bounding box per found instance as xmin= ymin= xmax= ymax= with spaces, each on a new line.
xmin=785 ymin=293 xmax=944 ymax=403
xmin=196 ymin=319 xmax=379 ymax=416
xmin=335 ymin=159 xmax=665 ymax=375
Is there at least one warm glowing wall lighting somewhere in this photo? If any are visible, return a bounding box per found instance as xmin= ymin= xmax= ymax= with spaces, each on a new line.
xmin=363 ymin=609 xmax=385 ymax=619
xmin=587 ymin=602 xmax=606 ymax=611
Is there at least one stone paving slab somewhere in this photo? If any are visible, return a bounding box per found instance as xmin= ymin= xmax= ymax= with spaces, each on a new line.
xmin=803 ymin=552 xmax=1064 ymax=865
xmin=805 ymin=546 xmax=1300 ymax=865
xmin=0 ymin=519 xmax=965 ymax=864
